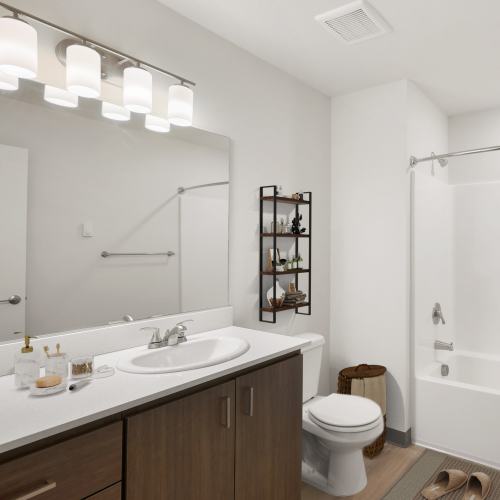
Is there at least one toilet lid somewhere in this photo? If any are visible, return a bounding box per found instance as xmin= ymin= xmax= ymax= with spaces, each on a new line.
xmin=308 ymin=393 xmax=381 ymax=429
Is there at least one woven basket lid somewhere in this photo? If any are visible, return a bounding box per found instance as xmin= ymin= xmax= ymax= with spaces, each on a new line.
xmin=340 ymin=364 xmax=386 ymax=379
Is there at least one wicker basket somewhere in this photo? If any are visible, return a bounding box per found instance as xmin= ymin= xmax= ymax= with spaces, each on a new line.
xmin=337 ymin=364 xmax=387 ymax=458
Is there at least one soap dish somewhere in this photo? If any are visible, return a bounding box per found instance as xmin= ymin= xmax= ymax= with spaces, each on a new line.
xmin=29 ymin=382 xmax=67 ymax=397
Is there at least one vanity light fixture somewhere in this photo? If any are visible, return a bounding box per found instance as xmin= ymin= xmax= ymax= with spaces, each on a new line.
xmin=123 ymin=66 xmax=152 ymax=114
xmin=167 ymin=83 xmax=193 ymax=127
xmin=44 ymin=85 xmax=78 ymax=108
xmin=0 ymin=69 xmax=18 ymax=90
xmin=0 ymin=15 xmax=37 ymax=79
xmin=66 ymin=44 xmax=101 ymax=98
xmin=0 ymin=2 xmax=197 ymax=126
xmin=145 ymin=114 xmax=170 ymax=133
xmin=102 ymin=102 xmax=130 ymax=121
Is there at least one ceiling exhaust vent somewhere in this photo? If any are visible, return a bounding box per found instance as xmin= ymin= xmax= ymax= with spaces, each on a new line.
xmin=315 ymin=0 xmax=391 ymax=44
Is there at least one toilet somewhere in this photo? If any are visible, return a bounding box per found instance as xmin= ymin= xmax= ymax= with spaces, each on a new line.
xmin=297 ymin=333 xmax=384 ymax=497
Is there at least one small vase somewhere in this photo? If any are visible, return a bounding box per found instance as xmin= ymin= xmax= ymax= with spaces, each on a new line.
xmin=267 ymin=280 xmax=285 ymax=308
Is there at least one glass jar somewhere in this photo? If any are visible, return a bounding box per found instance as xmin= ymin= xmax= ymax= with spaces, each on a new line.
xmin=70 ymin=355 xmax=94 ymax=379
xmin=46 ymin=353 xmax=69 ymax=380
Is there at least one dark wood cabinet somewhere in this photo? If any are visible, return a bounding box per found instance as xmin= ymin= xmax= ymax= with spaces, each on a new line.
xmin=0 ymin=423 xmax=122 ymax=500
xmin=0 ymin=353 xmax=302 ymax=500
xmin=86 ymin=483 xmax=121 ymax=499
xmin=235 ymin=355 xmax=302 ymax=500
xmin=126 ymin=355 xmax=302 ymax=500
xmin=126 ymin=380 xmax=236 ymax=500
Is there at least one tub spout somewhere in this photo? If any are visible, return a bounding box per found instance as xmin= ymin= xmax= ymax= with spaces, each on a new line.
xmin=435 ymin=340 xmax=454 ymax=351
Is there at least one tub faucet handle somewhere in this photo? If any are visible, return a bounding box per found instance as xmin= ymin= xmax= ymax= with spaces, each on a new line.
xmin=432 ymin=302 xmax=446 ymax=325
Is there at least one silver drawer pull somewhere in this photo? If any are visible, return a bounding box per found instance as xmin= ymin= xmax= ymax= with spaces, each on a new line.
xmin=245 ymin=387 xmax=254 ymax=417
xmin=12 ymin=480 xmax=56 ymax=500
xmin=222 ymin=396 xmax=231 ymax=429
xmin=0 ymin=295 xmax=22 ymax=305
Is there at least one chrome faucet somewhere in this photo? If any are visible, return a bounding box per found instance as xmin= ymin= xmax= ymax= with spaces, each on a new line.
xmin=434 ymin=340 xmax=454 ymax=351
xmin=165 ymin=320 xmax=193 ymax=345
xmin=432 ymin=303 xmax=446 ymax=325
xmin=141 ymin=320 xmax=193 ymax=349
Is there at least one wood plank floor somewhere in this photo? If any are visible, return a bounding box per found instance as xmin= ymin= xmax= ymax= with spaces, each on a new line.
xmin=301 ymin=443 xmax=425 ymax=500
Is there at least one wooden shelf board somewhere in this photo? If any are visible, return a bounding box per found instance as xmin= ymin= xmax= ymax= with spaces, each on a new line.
xmin=261 ymin=233 xmax=310 ymax=238
xmin=261 ymin=269 xmax=310 ymax=275
xmin=260 ymin=302 xmax=310 ymax=313
xmin=260 ymin=196 xmax=310 ymax=205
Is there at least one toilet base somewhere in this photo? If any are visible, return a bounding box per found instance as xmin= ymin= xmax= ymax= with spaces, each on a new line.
xmin=302 ymin=447 xmax=368 ymax=497
xmin=328 ymin=447 xmax=367 ymax=496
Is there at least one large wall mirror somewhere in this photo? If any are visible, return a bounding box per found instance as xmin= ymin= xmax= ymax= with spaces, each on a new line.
xmin=0 ymin=81 xmax=229 ymax=342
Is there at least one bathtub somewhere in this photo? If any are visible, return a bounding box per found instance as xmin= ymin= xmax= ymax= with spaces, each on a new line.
xmin=414 ymin=350 xmax=500 ymax=468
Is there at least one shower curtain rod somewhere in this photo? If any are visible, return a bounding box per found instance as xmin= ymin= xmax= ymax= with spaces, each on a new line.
xmin=177 ymin=181 xmax=229 ymax=194
xmin=409 ymin=144 xmax=500 ymax=167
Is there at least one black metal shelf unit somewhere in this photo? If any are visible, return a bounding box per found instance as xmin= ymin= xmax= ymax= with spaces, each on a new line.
xmin=259 ymin=185 xmax=312 ymax=323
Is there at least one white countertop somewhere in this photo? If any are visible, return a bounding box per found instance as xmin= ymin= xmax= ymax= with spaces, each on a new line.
xmin=0 ymin=327 xmax=309 ymax=454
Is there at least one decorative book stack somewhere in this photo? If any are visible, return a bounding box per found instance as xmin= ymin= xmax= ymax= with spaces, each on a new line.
xmin=283 ymin=290 xmax=307 ymax=307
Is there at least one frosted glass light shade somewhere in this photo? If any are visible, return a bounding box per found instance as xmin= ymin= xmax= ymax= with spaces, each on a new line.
xmin=123 ymin=67 xmax=152 ymax=114
xmin=145 ymin=115 xmax=170 ymax=133
xmin=0 ymin=70 xmax=18 ymax=90
xmin=0 ymin=17 xmax=37 ymax=79
xmin=167 ymin=84 xmax=193 ymax=127
xmin=44 ymin=85 xmax=78 ymax=108
xmin=102 ymin=102 xmax=130 ymax=121
xmin=66 ymin=44 xmax=101 ymax=98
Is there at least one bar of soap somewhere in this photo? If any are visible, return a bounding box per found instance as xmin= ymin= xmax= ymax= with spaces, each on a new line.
xmin=35 ymin=375 xmax=62 ymax=388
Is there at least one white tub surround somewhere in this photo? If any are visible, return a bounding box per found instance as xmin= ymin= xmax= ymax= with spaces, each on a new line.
xmin=0 ymin=326 xmax=309 ymax=454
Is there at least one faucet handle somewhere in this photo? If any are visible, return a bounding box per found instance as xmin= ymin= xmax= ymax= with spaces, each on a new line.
xmin=173 ymin=319 xmax=193 ymax=343
xmin=432 ymin=303 xmax=446 ymax=325
xmin=175 ymin=319 xmax=194 ymax=331
xmin=141 ymin=327 xmax=162 ymax=344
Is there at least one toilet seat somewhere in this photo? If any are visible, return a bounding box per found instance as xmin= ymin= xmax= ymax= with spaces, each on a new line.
xmin=307 ymin=393 xmax=382 ymax=433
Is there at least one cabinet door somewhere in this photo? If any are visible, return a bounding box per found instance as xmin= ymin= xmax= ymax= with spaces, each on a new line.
xmin=126 ymin=380 xmax=235 ymax=500
xmin=235 ymin=355 xmax=302 ymax=500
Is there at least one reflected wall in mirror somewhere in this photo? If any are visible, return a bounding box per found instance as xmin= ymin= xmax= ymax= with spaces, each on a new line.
xmin=0 ymin=81 xmax=229 ymax=342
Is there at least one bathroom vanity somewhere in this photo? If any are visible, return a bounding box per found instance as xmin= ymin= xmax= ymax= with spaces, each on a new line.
xmin=0 ymin=327 xmax=306 ymax=500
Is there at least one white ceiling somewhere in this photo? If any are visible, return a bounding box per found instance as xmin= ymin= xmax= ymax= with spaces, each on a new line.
xmin=157 ymin=0 xmax=500 ymax=116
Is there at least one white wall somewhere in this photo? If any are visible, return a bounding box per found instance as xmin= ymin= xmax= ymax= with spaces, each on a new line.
xmin=331 ymin=81 xmax=409 ymax=431
xmin=7 ymin=0 xmax=331 ymax=392
xmin=331 ymin=80 xmax=448 ymax=433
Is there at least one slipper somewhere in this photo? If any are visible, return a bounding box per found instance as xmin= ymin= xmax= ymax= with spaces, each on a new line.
xmin=463 ymin=472 xmax=491 ymax=500
xmin=421 ymin=469 xmax=468 ymax=499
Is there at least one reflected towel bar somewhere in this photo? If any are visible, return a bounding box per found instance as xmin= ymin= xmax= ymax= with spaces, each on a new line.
xmin=101 ymin=251 xmax=175 ymax=258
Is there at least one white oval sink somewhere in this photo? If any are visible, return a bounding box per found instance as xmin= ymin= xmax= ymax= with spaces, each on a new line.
xmin=117 ymin=336 xmax=250 ymax=374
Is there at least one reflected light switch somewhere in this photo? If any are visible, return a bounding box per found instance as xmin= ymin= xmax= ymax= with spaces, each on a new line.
xmin=81 ymin=221 xmax=94 ymax=237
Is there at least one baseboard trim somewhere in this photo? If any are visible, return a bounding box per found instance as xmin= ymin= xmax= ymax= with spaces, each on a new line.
xmin=414 ymin=439 xmax=500 ymax=470
xmin=386 ymin=427 xmax=412 ymax=448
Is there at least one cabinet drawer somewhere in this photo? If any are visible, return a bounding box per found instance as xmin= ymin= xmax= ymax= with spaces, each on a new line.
xmin=0 ymin=422 xmax=122 ymax=500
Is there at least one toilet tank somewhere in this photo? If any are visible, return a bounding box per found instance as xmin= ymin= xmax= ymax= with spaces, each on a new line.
xmin=295 ymin=333 xmax=325 ymax=403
